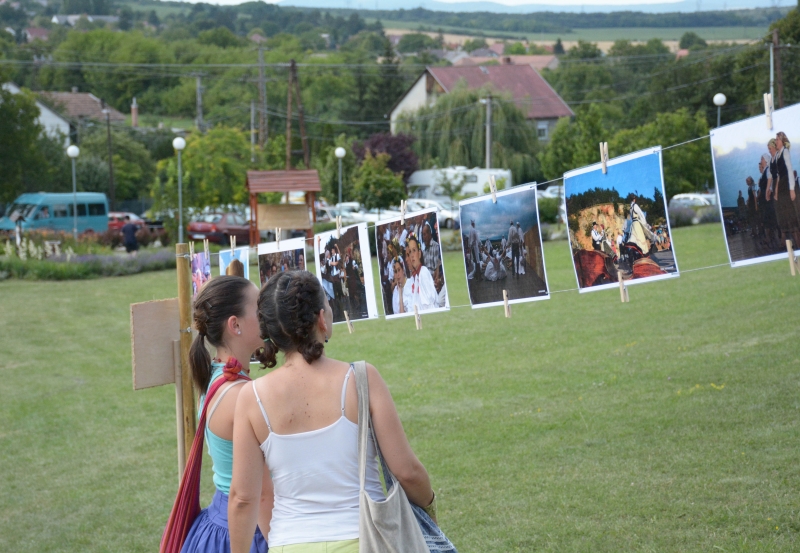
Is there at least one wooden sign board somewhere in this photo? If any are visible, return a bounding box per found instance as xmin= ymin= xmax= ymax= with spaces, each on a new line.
xmin=257 ymin=203 xmax=311 ymax=230
xmin=131 ymin=298 xmax=180 ymax=390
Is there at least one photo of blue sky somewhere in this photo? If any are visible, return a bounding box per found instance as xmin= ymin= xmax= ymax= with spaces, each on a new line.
xmin=711 ymin=103 xmax=800 ymax=209
xmin=460 ymin=187 xmax=539 ymax=242
xmin=565 ymin=150 xmax=663 ymax=202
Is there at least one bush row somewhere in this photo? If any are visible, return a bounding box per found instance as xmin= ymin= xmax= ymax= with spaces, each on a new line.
xmin=0 ymin=250 xmax=176 ymax=281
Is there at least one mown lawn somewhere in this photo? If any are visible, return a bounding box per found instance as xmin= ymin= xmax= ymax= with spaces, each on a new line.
xmin=0 ymin=223 xmax=798 ymax=552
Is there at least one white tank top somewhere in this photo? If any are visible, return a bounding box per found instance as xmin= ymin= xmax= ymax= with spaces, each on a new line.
xmin=252 ymin=367 xmax=384 ymax=547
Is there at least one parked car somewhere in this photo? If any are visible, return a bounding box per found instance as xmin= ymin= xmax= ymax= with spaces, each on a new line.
xmin=0 ymin=192 xmax=109 ymax=235
xmin=537 ymin=185 xmax=564 ymax=199
xmin=108 ymin=212 xmax=145 ymax=231
xmin=668 ymin=193 xmax=715 ymax=210
xmin=187 ymin=213 xmax=250 ymax=245
xmin=405 ymin=199 xmax=458 ymax=229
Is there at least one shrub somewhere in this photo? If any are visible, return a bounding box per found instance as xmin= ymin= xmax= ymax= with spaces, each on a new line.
xmin=0 ymin=250 xmax=175 ymax=280
xmin=538 ymin=197 xmax=560 ymax=224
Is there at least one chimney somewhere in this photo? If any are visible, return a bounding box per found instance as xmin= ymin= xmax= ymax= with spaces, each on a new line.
xmin=131 ymin=97 xmax=138 ymax=127
xmin=71 ymin=86 xmax=78 ymax=93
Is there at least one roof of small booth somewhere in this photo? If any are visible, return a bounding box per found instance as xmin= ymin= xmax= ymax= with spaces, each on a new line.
xmin=247 ymin=170 xmax=321 ymax=193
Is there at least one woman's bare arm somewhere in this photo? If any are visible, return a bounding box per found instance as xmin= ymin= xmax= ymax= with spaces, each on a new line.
xmin=229 ymin=385 xmax=266 ymax=553
xmin=365 ymin=364 xmax=433 ymax=507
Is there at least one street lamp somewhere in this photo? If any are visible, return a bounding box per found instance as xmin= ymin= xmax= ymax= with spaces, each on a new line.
xmin=713 ymin=93 xmax=727 ymax=128
xmin=173 ymin=136 xmax=186 ymax=243
xmin=67 ymin=144 xmax=80 ymax=240
xmin=335 ymin=147 xmax=346 ymax=207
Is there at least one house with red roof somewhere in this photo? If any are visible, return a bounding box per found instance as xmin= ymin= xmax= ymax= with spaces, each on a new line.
xmin=389 ymin=64 xmax=573 ymax=142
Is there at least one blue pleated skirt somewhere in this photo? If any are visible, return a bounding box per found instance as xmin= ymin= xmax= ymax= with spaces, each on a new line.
xmin=181 ymin=490 xmax=268 ymax=553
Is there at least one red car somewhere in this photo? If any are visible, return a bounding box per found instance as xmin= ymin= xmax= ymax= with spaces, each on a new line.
xmin=108 ymin=212 xmax=145 ymax=231
xmin=188 ymin=213 xmax=250 ymax=245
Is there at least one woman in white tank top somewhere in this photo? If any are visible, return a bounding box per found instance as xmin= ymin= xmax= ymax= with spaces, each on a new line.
xmin=228 ymin=271 xmax=436 ymax=553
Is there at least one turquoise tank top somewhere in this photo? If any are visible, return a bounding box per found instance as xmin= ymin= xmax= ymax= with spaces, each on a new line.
xmin=199 ymin=363 xmax=239 ymax=495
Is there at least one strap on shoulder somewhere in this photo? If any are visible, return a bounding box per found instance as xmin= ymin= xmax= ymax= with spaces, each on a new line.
xmin=207 ymin=380 xmax=246 ymax=423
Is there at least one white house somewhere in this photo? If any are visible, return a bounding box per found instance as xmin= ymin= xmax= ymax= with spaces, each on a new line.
xmin=407 ymin=166 xmax=513 ymax=205
xmin=2 ymin=83 xmax=71 ymax=146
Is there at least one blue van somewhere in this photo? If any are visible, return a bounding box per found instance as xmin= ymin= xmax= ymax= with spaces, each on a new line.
xmin=0 ymin=192 xmax=110 ymax=234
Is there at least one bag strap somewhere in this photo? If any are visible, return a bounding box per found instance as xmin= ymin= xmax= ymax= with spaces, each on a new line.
xmin=354 ymin=361 xmax=395 ymax=496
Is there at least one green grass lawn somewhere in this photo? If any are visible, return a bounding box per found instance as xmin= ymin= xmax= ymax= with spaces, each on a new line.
xmin=1 ymin=223 xmax=798 ymax=552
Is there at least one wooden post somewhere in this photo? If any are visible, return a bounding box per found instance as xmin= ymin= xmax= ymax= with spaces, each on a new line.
xmin=176 ymin=243 xmax=196 ymax=465
xmin=285 ymin=64 xmax=293 ymax=170
xmin=787 ymin=240 xmax=798 ymax=276
xmin=291 ymin=60 xmax=310 ymax=170
xmin=172 ymin=340 xmax=186 ymax=480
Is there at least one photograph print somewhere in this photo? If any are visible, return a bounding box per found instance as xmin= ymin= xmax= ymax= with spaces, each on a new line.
xmin=191 ymin=248 xmax=211 ymax=298
xmin=564 ymin=146 xmax=679 ymax=292
xmin=459 ymin=184 xmax=549 ymax=308
xmin=257 ymin=238 xmax=306 ymax=287
xmin=218 ymin=246 xmax=250 ymax=280
xmin=313 ymin=223 xmax=378 ymax=325
xmin=710 ymin=101 xmax=800 ymax=266
xmin=375 ymin=208 xmax=449 ymax=319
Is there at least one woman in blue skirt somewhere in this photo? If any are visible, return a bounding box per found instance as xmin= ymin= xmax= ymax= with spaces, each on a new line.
xmin=182 ymin=276 xmax=270 ymax=553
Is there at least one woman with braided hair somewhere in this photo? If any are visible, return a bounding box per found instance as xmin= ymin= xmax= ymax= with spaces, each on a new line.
xmin=181 ymin=276 xmax=270 ymax=553
xmin=228 ymin=270 xmax=437 ymax=553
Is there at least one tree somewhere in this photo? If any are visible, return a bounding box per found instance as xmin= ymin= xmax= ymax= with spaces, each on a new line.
xmin=396 ymin=33 xmax=436 ymax=54
xmin=79 ymin=128 xmax=156 ymax=201
xmin=0 ymin=86 xmax=46 ymax=204
xmin=147 ymin=10 xmax=160 ymax=27
xmin=435 ymin=172 xmax=466 ymax=213
xmin=539 ymin=104 xmax=606 ymax=181
xmin=198 ymin=27 xmax=247 ymax=48
xmin=317 ymin=134 xmax=358 ymax=204
xmin=364 ymin=39 xmax=406 ymax=126
xmin=395 ymin=85 xmax=540 ymax=184
xmin=553 ymin=38 xmax=565 ymax=55
xmin=679 ymin=31 xmax=707 ymax=50
xmin=352 ymin=132 xmax=418 ymax=183
xmin=462 ymin=37 xmax=488 ymax=53
xmin=565 ymin=40 xmax=602 ymax=60
xmin=352 ymin=152 xmax=406 ymax=213
xmin=505 ymin=42 xmax=526 ymax=55
xmin=118 ymin=7 xmax=133 ymax=31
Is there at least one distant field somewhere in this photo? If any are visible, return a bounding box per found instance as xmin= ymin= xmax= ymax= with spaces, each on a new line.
xmin=379 ymin=20 xmax=768 ymax=44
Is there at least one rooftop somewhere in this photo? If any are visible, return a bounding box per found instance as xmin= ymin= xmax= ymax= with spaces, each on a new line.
xmin=39 ymin=90 xmax=126 ymax=122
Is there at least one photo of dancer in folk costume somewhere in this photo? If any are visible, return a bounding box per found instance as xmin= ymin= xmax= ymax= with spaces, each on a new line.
xmin=625 ymin=197 xmax=657 ymax=262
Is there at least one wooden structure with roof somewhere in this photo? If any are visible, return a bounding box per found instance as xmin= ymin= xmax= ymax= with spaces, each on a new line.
xmin=246 ymin=170 xmax=321 ymax=245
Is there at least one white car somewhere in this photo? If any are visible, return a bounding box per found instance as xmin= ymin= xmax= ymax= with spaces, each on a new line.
xmin=668 ymin=193 xmax=715 ymax=210
xmin=405 ymin=199 xmax=459 ymax=229
xmin=537 ymin=185 xmax=564 ymax=199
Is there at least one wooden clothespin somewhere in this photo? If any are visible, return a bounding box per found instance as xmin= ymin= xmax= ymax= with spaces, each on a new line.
xmin=203 ymin=238 xmax=210 ymax=259
xmin=787 ymin=240 xmax=799 ymax=276
xmin=489 ymin=175 xmax=497 ymax=203
xmin=413 ymin=304 xmax=422 ymax=330
xmin=231 ymin=235 xmax=236 ymax=252
xmin=765 ymin=93 xmax=774 ymax=130
xmin=618 ymin=276 xmax=629 ymax=303
xmin=336 ymin=216 xmax=342 ymax=238
xmin=343 ymin=310 xmax=354 ymax=334
xmin=275 ymin=228 xmax=281 ymax=249
xmin=400 ymin=200 xmax=407 ymax=225
xmin=503 ymin=289 xmax=511 ymax=318
xmin=600 ymin=142 xmax=609 ymax=174
xmin=189 ymin=241 xmax=195 ymax=257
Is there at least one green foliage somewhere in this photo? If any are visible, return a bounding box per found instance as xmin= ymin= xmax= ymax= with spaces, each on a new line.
xmin=679 ymin=31 xmax=708 ymax=50
xmin=396 ymin=85 xmax=540 ymax=184
xmin=61 ymin=0 xmax=110 ymax=15
xmin=0 ymin=251 xmax=174 ymax=280
xmin=505 ymin=42 xmax=526 ymax=55
xmin=462 ymin=37 xmax=488 ymax=52
xmin=610 ymin=108 xmax=712 ymax=199
xmin=396 ymin=33 xmax=437 ymax=53
xmin=539 ymin=104 xmax=606 ymax=180
xmin=553 ymin=38 xmax=565 ymax=55
xmin=197 ymin=27 xmax=246 ymax=48
xmin=565 ymin=40 xmax=602 ymax=60
xmin=0 ymin=85 xmax=47 ymax=205
xmin=537 ymin=197 xmax=561 ymax=224
xmin=316 ymin=133 xmax=358 ymax=204
xmin=436 ymin=172 xmax=467 ymax=212
xmin=351 ymin=152 xmax=406 ymax=211
xmin=78 ymin=128 xmax=156 ymax=201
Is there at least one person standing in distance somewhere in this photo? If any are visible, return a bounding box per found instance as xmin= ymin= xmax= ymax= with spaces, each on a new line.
xmin=228 ymin=271 xmax=437 ymax=553
xmin=121 ymin=215 xmax=139 ymax=256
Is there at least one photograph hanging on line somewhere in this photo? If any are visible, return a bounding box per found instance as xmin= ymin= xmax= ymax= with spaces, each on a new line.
xmin=314 ymin=222 xmax=378 ymax=325
xmin=564 ymin=146 xmax=679 ymax=292
xmin=191 ymin=249 xmax=211 ymax=298
xmin=374 ymin=208 xmax=450 ymax=319
xmin=710 ymin=102 xmax=800 ymax=267
xmin=218 ymin=247 xmax=250 ymax=280
xmin=257 ymin=238 xmax=306 ymax=287
xmin=459 ymin=184 xmax=550 ymax=308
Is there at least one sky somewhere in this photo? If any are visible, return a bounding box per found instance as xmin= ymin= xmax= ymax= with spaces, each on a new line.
xmin=564 ymin=150 xmax=664 ymax=203
xmin=460 ymin=187 xmax=539 ymax=242
xmin=711 ymin=103 xmax=800 ymax=208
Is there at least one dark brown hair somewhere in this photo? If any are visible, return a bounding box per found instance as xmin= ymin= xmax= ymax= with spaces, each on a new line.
xmin=190 ymin=275 xmax=253 ymax=391
xmin=256 ymin=270 xmax=326 ymax=368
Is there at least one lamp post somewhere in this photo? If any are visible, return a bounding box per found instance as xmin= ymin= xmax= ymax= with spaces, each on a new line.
xmin=67 ymin=144 xmax=80 ymax=240
xmin=713 ymin=93 xmax=727 ymax=128
xmin=335 ymin=147 xmax=346 ymax=207
xmin=173 ymin=137 xmax=187 ymax=243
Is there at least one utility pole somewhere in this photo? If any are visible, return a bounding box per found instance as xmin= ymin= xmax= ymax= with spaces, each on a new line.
xmin=773 ymin=29 xmax=784 ymax=108
xmin=484 ymin=95 xmax=492 ymax=169
xmin=291 ymin=59 xmax=310 ymax=169
xmin=258 ymin=47 xmax=268 ymax=148
xmin=770 ymin=40 xmax=774 ymax=102
xmin=285 ymin=63 xmax=293 ymax=170
xmin=196 ymin=75 xmax=204 ymax=132
xmin=104 ymin=107 xmax=115 ymax=211
xmin=250 ymin=100 xmax=256 ymax=164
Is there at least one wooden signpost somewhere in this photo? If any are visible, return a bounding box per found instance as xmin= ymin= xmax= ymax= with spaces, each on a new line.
xmin=130 ymin=244 xmax=197 ymax=480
